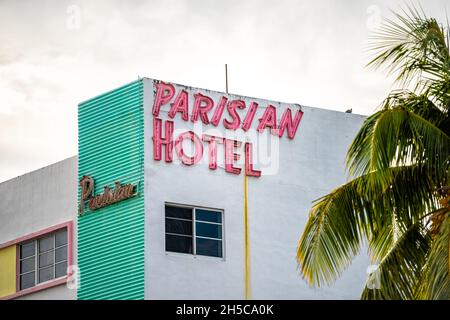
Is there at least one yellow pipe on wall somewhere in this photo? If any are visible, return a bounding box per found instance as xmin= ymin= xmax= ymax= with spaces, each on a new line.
xmin=244 ymin=173 xmax=251 ymax=300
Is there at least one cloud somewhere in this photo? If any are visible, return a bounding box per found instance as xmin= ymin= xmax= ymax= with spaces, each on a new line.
xmin=0 ymin=0 xmax=448 ymax=182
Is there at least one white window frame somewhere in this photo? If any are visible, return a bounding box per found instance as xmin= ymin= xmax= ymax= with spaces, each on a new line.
xmin=164 ymin=202 xmax=225 ymax=259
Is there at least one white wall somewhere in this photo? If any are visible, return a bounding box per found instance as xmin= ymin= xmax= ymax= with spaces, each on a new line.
xmin=143 ymin=79 xmax=370 ymax=299
xmin=0 ymin=156 xmax=77 ymax=300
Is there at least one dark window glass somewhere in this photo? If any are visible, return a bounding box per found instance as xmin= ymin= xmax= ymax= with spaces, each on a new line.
xmin=20 ymin=257 xmax=35 ymax=274
xmin=55 ymin=246 xmax=67 ymax=263
xmin=18 ymin=228 xmax=70 ymax=290
xmin=165 ymin=206 xmax=192 ymax=220
xmin=165 ymin=218 xmax=192 ymax=235
xmin=196 ymin=238 xmax=222 ymax=257
xmin=39 ymin=266 xmax=54 ymax=283
xmin=165 ymin=205 xmax=224 ymax=258
xmin=39 ymin=236 xmax=54 ymax=253
xmin=20 ymin=242 xmax=35 ymax=259
xmin=196 ymin=222 xmax=222 ymax=239
xmin=39 ymin=251 xmax=54 ymax=268
xmin=165 ymin=234 xmax=193 ymax=254
xmin=55 ymin=229 xmax=67 ymax=247
xmin=55 ymin=261 xmax=67 ymax=278
xmin=196 ymin=209 xmax=222 ymax=223
xmin=20 ymin=272 xmax=35 ymax=290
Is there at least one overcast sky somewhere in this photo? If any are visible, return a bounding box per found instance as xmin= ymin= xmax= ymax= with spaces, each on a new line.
xmin=0 ymin=0 xmax=448 ymax=182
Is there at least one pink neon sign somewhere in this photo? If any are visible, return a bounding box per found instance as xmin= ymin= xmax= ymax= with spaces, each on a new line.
xmin=152 ymin=81 xmax=304 ymax=177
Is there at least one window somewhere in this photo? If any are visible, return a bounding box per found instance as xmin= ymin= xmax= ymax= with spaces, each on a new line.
xmin=165 ymin=204 xmax=223 ymax=258
xmin=19 ymin=228 xmax=68 ymax=290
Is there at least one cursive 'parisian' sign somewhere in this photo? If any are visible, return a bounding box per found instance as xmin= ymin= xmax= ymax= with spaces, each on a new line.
xmin=78 ymin=176 xmax=136 ymax=215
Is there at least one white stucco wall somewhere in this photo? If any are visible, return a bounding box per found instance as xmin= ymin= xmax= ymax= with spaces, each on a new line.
xmin=0 ymin=156 xmax=77 ymax=300
xmin=143 ymin=79 xmax=370 ymax=299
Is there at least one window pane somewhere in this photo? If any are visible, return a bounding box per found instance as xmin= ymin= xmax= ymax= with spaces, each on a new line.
xmin=165 ymin=234 xmax=193 ymax=254
xmin=39 ymin=266 xmax=54 ymax=283
xmin=39 ymin=251 xmax=54 ymax=268
xmin=196 ymin=209 xmax=222 ymax=223
xmin=165 ymin=206 xmax=192 ymax=220
xmin=20 ymin=272 xmax=35 ymax=290
xmin=55 ymin=261 xmax=67 ymax=278
xmin=196 ymin=238 xmax=222 ymax=257
xmin=39 ymin=236 xmax=54 ymax=253
xmin=196 ymin=222 xmax=222 ymax=239
xmin=55 ymin=246 xmax=67 ymax=263
xmin=20 ymin=242 xmax=35 ymax=259
xmin=55 ymin=229 xmax=67 ymax=247
xmin=165 ymin=218 xmax=192 ymax=236
xmin=20 ymin=257 xmax=35 ymax=274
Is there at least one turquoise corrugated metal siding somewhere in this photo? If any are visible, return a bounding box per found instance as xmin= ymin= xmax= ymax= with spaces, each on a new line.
xmin=77 ymin=80 xmax=144 ymax=300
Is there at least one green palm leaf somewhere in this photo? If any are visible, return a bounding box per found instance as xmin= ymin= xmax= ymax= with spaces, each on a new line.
xmin=297 ymin=165 xmax=440 ymax=287
xmin=367 ymin=5 xmax=450 ymax=90
xmin=297 ymin=5 xmax=450 ymax=299
xmin=346 ymin=107 xmax=450 ymax=187
xmin=416 ymin=215 xmax=450 ymax=299
xmin=361 ymin=221 xmax=431 ymax=300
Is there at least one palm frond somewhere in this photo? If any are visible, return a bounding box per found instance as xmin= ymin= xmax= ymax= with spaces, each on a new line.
xmin=297 ymin=180 xmax=367 ymax=286
xmin=367 ymin=5 xmax=450 ymax=90
xmin=379 ymin=90 xmax=449 ymax=134
xmin=416 ymin=214 xmax=450 ymax=299
xmin=298 ymin=5 xmax=450 ymax=299
xmin=362 ymin=221 xmax=431 ymax=300
xmin=297 ymin=165 xmax=440 ymax=287
xmin=346 ymin=107 xmax=450 ymax=187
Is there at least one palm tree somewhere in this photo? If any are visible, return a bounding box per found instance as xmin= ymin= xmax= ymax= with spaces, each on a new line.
xmin=297 ymin=6 xmax=450 ymax=299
